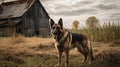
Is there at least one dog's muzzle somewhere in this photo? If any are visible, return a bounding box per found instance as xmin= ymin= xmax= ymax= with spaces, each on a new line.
xmin=53 ymin=33 xmax=59 ymax=39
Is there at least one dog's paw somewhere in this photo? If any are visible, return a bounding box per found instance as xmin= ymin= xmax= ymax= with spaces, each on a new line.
xmin=54 ymin=63 xmax=60 ymax=67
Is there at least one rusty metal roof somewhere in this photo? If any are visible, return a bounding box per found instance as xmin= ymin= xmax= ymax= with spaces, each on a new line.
xmin=0 ymin=0 xmax=35 ymax=20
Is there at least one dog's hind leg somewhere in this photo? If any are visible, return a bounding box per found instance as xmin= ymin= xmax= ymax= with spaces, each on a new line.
xmin=77 ymin=45 xmax=88 ymax=63
xmin=84 ymin=41 xmax=94 ymax=63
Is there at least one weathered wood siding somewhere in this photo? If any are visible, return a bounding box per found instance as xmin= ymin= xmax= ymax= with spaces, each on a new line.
xmin=17 ymin=0 xmax=50 ymax=37
xmin=0 ymin=26 xmax=15 ymax=36
xmin=0 ymin=18 xmax=21 ymax=36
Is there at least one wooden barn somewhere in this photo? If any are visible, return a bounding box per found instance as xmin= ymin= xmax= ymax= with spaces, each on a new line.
xmin=0 ymin=0 xmax=50 ymax=37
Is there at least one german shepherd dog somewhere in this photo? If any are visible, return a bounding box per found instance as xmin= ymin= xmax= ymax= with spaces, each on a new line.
xmin=49 ymin=18 xmax=94 ymax=67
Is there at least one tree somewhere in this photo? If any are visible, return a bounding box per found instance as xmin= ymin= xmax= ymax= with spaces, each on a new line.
xmin=72 ymin=20 xmax=79 ymax=30
xmin=86 ymin=16 xmax=99 ymax=28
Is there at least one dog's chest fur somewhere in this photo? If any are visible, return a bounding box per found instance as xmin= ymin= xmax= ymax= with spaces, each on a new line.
xmin=54 ymin=32 xmax=75 ymax=51
xmin=55 ymin=41 xmax=74 ymax=51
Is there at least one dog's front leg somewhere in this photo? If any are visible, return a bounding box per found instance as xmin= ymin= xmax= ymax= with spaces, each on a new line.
xmin=56 ymin=49 xmax=63 ymax=67
xmin=65 ymin=50 xmax=69 ymax=67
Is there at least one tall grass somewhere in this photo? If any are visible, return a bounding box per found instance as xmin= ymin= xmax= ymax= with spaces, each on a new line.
xmin=70 ymin=21 xmax=120 ymax=42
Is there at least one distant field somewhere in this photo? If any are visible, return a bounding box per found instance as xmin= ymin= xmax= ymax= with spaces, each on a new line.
xmin=70 ymin=22 xmax=120 ymax=42
xmin=0 ymin=36 xmax=120 ymax=67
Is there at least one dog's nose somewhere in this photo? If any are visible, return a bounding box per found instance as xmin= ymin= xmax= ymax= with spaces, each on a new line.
xmin=53 ymin=30 xmax=59 ymax=34
xmin=53 ymin=32 xmax=58 ymax=35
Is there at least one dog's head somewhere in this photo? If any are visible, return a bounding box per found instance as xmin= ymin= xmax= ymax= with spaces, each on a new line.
xmin=49 ymin=18 xmax=65 ymax=39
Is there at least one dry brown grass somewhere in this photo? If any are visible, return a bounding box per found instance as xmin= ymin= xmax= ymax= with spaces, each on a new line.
xmin=0 ymin=36 xmax=55 ymax=56
xmin=0 ymin=37 xmax=120 ymax=67
xmin=93 ymin=49 xmax=120 ymax=67
xmin=0 ymin=37 xmax=55 ymax=67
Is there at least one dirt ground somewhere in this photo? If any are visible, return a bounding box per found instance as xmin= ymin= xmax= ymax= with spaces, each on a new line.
xmin=0 ymin=37 xmax=120 ymax=67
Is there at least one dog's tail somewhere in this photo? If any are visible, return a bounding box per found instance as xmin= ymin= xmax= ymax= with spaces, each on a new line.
xmin=90 ymin=42 xmax=94 ymax=60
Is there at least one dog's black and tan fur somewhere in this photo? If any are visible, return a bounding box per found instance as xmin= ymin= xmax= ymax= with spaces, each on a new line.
xmin=50 ymin=18 xmax=94 ymax=67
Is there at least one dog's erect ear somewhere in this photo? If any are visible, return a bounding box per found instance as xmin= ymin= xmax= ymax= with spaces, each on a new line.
xmin=58 ymin=18 xmax=63 ymax=28
xmin=49 ymin=18 xmax=55 ymax=28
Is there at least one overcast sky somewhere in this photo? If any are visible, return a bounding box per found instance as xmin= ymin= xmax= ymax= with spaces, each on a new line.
xmin=2 ymin=0 xmax=120 ymax=28
xmin=41 ymin=0 xmax=120 ymax=28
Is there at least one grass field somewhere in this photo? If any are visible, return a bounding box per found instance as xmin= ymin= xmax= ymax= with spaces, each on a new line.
xmin=0 ymin=35 xmax=120 ymax=67
xmin=70 ymin=22 xmax=120 ymax=42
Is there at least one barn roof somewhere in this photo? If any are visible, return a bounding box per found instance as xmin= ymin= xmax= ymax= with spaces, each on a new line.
xmin=0 ymin=0 xmax=49 ymax=20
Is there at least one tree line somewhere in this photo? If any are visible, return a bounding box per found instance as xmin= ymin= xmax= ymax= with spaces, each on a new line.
xmin=72 ymin=16 xmax=99 ymax=30
xmin=71 ymin=16 xmax=120 ymax=42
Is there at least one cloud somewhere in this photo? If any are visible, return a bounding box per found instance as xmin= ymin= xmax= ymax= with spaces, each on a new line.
xmin=40 ymin=0 xmax=52 ymax=2
xmin=76 ymin=0 xmax=93 ymax=5
xmin=41 ymin=0 xmax=120 ymax=28
xmin=71 ymin=0 xmax=94 ymax=7
xmin=109 ymin=13 xmax=120 ymax=20
xmin=54 ymin=5 xmax=71 ymax=11
xmin=51 ymin=8 xmax=97 ymax=16
xmin=95 ymin=4 xmax=119 ymax=10
xmin=100 ymin=0 xmax=120 ymax=4
xmin=42 ymin=0 xmax=97 ymax=16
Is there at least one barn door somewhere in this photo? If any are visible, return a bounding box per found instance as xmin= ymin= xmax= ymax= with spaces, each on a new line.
xmin=34 ymin=1 xmax=40 ymax=36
